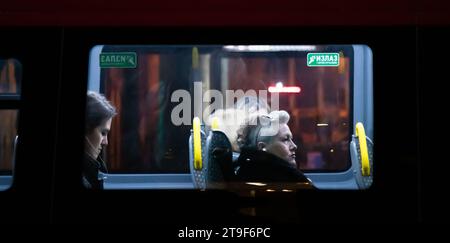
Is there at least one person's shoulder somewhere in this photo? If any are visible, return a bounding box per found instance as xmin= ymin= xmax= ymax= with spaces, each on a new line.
xmin=236 ymin=149 xmax=309 ymax=182
xmin=238 ymin=149 xmax=295 ymax=168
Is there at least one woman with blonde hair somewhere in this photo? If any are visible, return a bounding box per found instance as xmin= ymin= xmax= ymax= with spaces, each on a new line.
xmin=235 ymin=110 xmax=311 ymax=183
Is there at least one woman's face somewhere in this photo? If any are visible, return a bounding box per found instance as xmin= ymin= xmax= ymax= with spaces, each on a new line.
xmin=264 ymin=124 xmax=297 ymax=166
xmin=85 ymin=118 xmax=112 ymax=159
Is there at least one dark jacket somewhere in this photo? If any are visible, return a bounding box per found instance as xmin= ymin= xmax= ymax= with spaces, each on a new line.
xmin=82 ymin=154 xmax=107 ymax=190
xmin=235 ymin=148 xmax=312 ymax=184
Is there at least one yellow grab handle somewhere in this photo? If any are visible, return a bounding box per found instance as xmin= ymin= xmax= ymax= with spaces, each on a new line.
xmin=355 ymin=122 xmax=370 ymax=176
xmin=193 ymin=117 xmax=202 ymax=170
xmin=192 ymin=47 xmax=199 ymax=69
xmin=211 ymin=117 xmax=219 ymax=130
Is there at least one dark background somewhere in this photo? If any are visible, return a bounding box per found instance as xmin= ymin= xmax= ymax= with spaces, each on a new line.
xmin=0 ymin=0 xmax=447 ymax=233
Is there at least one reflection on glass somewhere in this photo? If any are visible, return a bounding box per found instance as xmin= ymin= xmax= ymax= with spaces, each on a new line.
xmin=0 ymin=59 xmax=22 ymax=94
xmin=0 ymin=110 xmax=18 ymax=175
xmin=92 ymin=45 xmax=351 ymax=173
xmin=222 ymin=52 xmax=350 ymax=172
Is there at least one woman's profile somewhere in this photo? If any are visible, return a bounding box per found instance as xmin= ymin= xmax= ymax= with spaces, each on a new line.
xmin=83 ymin=91 xmax=117 ymax=189
xmin=235 ymin=110 xmax=312 ymax=184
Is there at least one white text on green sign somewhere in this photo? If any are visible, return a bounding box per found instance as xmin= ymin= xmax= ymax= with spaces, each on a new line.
xmin=100 ymin=52 xmax=137 ymax=68
xmin=307 ymin=53 xmax=339 ymax=67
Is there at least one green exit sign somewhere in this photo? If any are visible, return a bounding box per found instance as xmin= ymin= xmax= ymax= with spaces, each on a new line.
xmin=307 ymin=53 xmax=339 ymax=67
xmin=100 ymin=52 xmax=137 ymax=68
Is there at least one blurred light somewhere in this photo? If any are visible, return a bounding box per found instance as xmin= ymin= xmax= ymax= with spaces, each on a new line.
xmin=317 ymin=123 xmax=329 ymax=127
xmin=276 ymin=82 xmax=283 ymax=88
xmin=296 ymin=182 xmax=311 ymax=185
xmin=282 ymin=189 xmax=293 ymax=192
xmin=268 ymin=86 xmax=301 ymax=93
xmin=330 ymin=149 xmax=334 ymax=153
xmin=266 ymin=189 xmax=275 ymax=192
xmin=224 ymin=45 xmax=317 ymax=52
xmin=246 ymin=182 xmax=267 ymax=187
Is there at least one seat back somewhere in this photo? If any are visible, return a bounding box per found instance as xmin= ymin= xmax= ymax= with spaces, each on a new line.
xmin=188 ymin=117 xmax=236 ymax=189
xmin=205 ymin=130 xmax=234 ymax=188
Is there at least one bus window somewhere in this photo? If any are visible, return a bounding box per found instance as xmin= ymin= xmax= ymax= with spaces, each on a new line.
xmin=91 ymin=46 xmax=197 ymax=174
xmin=0 ymin=58 xmax=21 ymax=191
xmin=218 ymin=45 xmax=353 ymax=172
xmin=86 ymin=45 xmax=373 ymax=190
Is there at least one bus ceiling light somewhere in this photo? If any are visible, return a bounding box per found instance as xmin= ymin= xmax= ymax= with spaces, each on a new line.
xmin=224 ymin=45 xmax=316 ymax=52
xmin=268 ymin=85 xmax=301 ymax=93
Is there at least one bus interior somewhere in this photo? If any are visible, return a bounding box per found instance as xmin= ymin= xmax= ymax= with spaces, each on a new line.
xmin=0 ymin=27 xmax=423 ymax=224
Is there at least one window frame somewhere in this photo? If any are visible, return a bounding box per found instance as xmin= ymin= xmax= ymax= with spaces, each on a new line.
xmin=87 ymin=44 xmax=373 ymax=190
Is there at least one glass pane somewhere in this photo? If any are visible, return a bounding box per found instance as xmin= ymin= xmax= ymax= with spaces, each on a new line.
xmin=0 ymin=110 xmax=18 ymax=175
xmin=87 ymin=45 xmax=352 ymax=174
xmin=0 ymin=59 xmax=22 ymax=94
xmin=221 ymin=50 xmax=351 ymax=172
xmin=100 ymin=47 xmax=193 ymax=173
